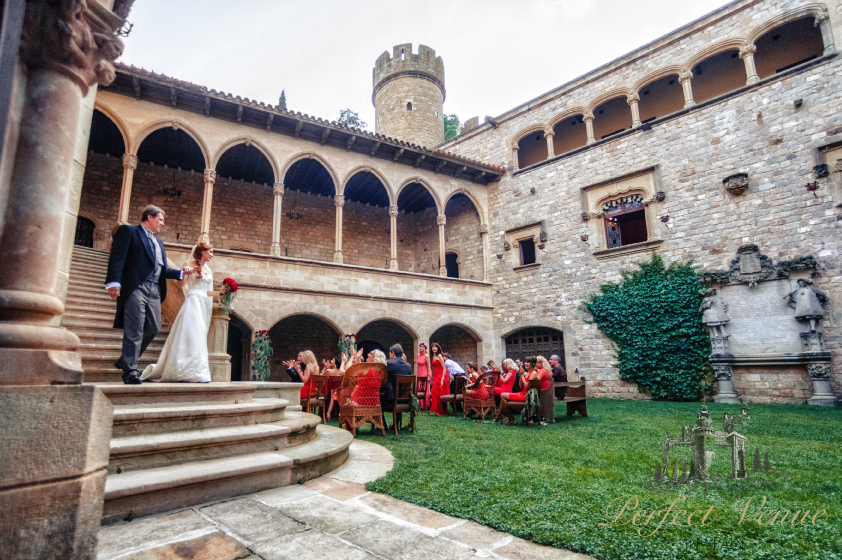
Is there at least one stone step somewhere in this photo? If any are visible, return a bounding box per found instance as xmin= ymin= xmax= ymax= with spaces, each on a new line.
xmin=69 ymin=263 xmax=108 ymax=275
xmin=80 ymin=347 xmax=164 ymax=362
xmin=64 ymin=294 xmax=115 ymax=307
xmin=94 ymin=382 xmax=255 ymax=406
xmin=107 ymin=411 xmax=320 ymax=474
xmin=79 ymin=342 xmax=165 ymax=356
xmin=102 ymin=424 xmax=352 ymax=525
xmin=111 ymin=398 xmax=288 ymax=437
xmin=72 ymin=330 xmax=170 ymax=344
xmin=63 ymin=310 xmax=126 ymax=323
xmin=65 ymin=302 xmax=118 ymax=316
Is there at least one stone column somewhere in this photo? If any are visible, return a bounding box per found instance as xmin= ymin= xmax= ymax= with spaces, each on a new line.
xmin=679 ymin=72 xmax=695 ymax=108
xmin=208 ymin=304 xmax=232 ymax=382
xmin=0 ymin=1 xmax=123 ymax=557
xmin=627 ymin=94 xmax=641 ymax=128
xmin=816 ymin=14 xmax=837 ymax=55
xmin=480 ymin=223 xmax=489 ymax=282
xmin=270 ymin=182 xmax=283 ymax=257
xmin=739 ymin=45 xmax=759 ymax=85
xmin=800 ymin=331 xmax=837 ymax=406
xmin=389 ymin=204 xmax=399 ymax=270
xmin=199 ymin=169 xmax=216 ymax=243
xmin=437 ymin=214 xmax=447 ymax=277
xmin=712 ymin=365 xmax=741 ymax=404
xmin=117 ymin=153 xmax=138 ymax=224
xmin=333 ymin=194 xmax=345 ymax=264
xmin=584 ymin=112 xmax=595 ymax=145
xmin=545 ymin=131 xmax=555 ymax=158
xmin=511 ymin=145 xmax=519 ymax=171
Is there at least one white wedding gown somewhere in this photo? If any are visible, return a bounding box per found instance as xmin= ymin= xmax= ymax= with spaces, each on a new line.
xmin=140 ymin=265 xmax=213 ymax=383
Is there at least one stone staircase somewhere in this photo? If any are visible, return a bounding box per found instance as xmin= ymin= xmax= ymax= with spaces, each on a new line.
xmin=97 ymin=382 xmax=352 ymax=525
xmin=63 ymin=245 xmax=169 ymax=382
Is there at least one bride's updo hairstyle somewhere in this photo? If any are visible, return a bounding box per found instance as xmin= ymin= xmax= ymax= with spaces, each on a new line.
xmin=190 ymin=242 xmax=213 ymax=277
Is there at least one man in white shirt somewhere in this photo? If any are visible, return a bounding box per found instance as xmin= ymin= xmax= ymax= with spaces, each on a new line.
xmin=444 ymin=352 xmax=466 ymax=397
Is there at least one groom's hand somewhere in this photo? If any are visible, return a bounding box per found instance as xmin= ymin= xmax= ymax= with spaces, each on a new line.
xmin=108 ymin=287 xmax=120 ymax=300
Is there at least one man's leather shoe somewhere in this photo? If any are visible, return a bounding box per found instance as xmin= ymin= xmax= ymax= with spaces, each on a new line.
xmin=122 ymin=371 xmax=142 ymax=385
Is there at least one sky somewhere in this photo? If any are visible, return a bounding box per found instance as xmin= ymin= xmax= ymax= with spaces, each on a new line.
xmin=119 ymin=0 xmax=734 ymax=129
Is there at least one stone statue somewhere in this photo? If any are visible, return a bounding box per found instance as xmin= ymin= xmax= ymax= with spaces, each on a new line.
xmin=784 ymin=279 xmax=828 ymax=333
xmin=700 ymin=288 xmax=729 ymax=336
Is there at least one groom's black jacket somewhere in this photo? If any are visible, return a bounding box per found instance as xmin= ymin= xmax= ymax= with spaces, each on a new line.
xmin=106 ymin=224 xmax=182 ymax=329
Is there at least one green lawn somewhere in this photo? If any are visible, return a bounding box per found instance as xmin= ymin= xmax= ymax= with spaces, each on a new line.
xmin=334 ymin=400 xmax=841 ymax=560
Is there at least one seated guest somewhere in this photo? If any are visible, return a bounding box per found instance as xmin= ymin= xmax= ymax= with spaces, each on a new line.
xmin=494 ymin=359 xmax=517 ymax=402
xmin=486 ymin=360 xmax=501 ymax=373
xmin=385 ymin=344 xmax=411 ymax=411
xmin=550 ymin=354 xmax=567 ymax=400
xmin=494 ymin=356 xmax=548 ymax=423
xmin=323 ymin=356 xmax=343 ymax=418
xmin=349 ymin=349 xmax=386 ymax=404
xmin=464 ymin=362 xmax=488 ymax=399
xmin=283 ymin=350 xmax=319 ymax=405
xmin=283 ymin=351 xmax=306 ymax=382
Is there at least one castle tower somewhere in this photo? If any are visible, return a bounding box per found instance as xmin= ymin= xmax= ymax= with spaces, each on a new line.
xmin=373 ymin=43 xmax=445 ymax=148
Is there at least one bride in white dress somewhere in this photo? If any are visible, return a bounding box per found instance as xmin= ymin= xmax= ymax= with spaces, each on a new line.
xmin=141 ymin=243 xmax=219 ymax=383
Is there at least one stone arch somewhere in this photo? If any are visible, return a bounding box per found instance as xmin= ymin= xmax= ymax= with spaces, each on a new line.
xmin=211 ymin=136 xmax=280 ymax=183
xmin=510 ymin=122 xmax=549 ymax=149
xmin=631 ymin=65 xmax=684 ymax=94
xmin=547 ymin=106 xmax=588 ymax=130
xmin=278 ymin=152 xmax=340 ymax=193
xmin=395 ymin=176 xmax=442 ymax=214
xmin=265 ymin=308 xmax=347 ymax=336
xmin=131 ymin=118 xmax=211 ymax=169
xmin=340 ymin=165 xmax=394 ymax=203
xmin=500 ymin=318 xmax=579 ymax=371
xmin=92 ymin=103 xmax=131 ymax=152
xmin=75 ymin=212 xmax=101 ymax=230
xmin=681 ymin=38 xmax=747 ymax=75
xmin=745 ymin=4 xmax=829 ymax=46
xmin=444 ymin=188 xmax=484 ymax=222
xmin=349 ymin=309 xmax=421 ymax=340
xmin=585 ymin=88 xmax=634 ymax=115
xmin=229 ymin=310 xmax=255 ymax=334
xmin=425 ymin=318 xmax=484 ymax=342
xmin=233 ymin=306 xmax=261 ymax=332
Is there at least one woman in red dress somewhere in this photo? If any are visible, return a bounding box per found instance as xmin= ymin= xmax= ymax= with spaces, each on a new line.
xmin=494 ymin=356 xmax=548 ymax=423
xmin=416 ymin=343 xmax=431 ymax=410
xmin=464 ymin=362 xmax=489 ymax=400
xmin=284 ymin=350 xmax=320 ymax=406
xmin=494 ymin=358 xmax=517 ymax=403
xmin=429 ymin=343 xmax=450 ymax=415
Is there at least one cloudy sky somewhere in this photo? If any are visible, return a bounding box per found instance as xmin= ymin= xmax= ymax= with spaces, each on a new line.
xmin=120 ymin=0 xmax=733 ymax=129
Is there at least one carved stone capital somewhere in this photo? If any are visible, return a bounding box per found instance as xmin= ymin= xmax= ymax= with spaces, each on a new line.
xmin=712 ymin=364 xmax=733 ymax=380
xmin=21 ymin=0 xmax=125 ymax=96
xmin=583 ymin=112 xmax=595 ymax=122
xmin=479 ymin=223 xmax=488 ymax=234
xmin=806 ymin=362 xmax=832 ymax=379
xmin=335 ymin=195 xmax=346 ymax=207
xmin=626 ymin=94 xmax=640 ymax=104
xmin=204 ymin=169 xmax=217 ymax=183
xmin=678 ymin=71 xmax=693 ymax=84
xmin=544 ymin=129 xmax=555 ymax=138
xmin=389 ymin=205 xmax=398 ymax=216
xmin=273 ymin=182 xmax=284 ymax=196
xmin=122 ymin=153 xmax=138 ymax=170
xmin=437 ymin=215 xmax=446 ymax=226
xmin=814 ymin=12 xmax=828 ymax=26
xmin=739 ymin=45 xmax=757 ymax=58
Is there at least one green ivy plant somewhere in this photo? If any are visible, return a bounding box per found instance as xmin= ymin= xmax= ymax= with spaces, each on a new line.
xmin=583 ymin=253 xmax=711 ymax=400
xmin=250 ymin=330 xmax=273 ymax=382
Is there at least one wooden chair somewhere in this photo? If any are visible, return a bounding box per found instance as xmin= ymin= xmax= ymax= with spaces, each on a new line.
xmin=416 ymin=375 xmax=429 ymax=409
xmin=554 ymin=376 xmax=588 ymax=418
xmin=439 ymin=376 xmax=467 ymax=415
xmin=301 ymin=374 xmax=330 ymax=419
xmin=500 ymin=379 xmax=542 ymax=426
xmin=463 ymin=374 xmax=496 ymax=421
xmin=539 ymin=382 xmax=555 ymax=424
xmin=337 ymin=363 xmax=388 ymax=436
xmin=387 ymin=374 xmax=417 ymax=435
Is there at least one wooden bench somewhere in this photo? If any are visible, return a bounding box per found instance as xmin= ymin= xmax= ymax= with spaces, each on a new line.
xmin=550 ymin=376 xmax=588 ymax=420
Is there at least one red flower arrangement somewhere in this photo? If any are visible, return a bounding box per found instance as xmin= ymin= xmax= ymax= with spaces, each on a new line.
xmin=220 ymin=277 xmax=238 ymax=315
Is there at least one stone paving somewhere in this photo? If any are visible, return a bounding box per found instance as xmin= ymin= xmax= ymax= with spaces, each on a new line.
xmin=97 ymin=440 xmax=593 ymax=560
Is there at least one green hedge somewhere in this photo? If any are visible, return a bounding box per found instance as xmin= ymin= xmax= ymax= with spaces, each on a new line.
xmin=583 ymin=253 xmax=711 ymax=400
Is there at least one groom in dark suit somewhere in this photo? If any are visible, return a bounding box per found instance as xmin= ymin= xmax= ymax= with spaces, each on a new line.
xmin=105 ymin=205 xmax=190 ymax=384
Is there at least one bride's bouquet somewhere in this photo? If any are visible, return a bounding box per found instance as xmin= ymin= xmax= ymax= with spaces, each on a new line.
xmin=220 ymin=277 xmax=238 ymax=315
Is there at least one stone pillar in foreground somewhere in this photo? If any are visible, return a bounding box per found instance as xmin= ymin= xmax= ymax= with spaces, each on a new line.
xmin=208 ymin=304 xmax=232 ymax=382
xmin=0 ymin=1 xmax=124 ymax=557
xmin=117 ymin=153 xmax=138 ymax=224
xmin=270 ymin=182 xmax=283 ymax=257
xmin=583 ymin=112 xmax=595 ymax=145
xmin=199 ymin=168 xmax=216 ymax=243
xmin=389 ymin=204 xmax=398 ymax=270
xmin=627 ymin=94 xmax=641 ymax=128
xmin=739 ymin=45 xmax=759 ymax=86
xmin=334 ymin=194 xmax=345 ymax=264
xmin=437 ymin=214 xmax=447 ymax=277
xmin=679 ymin=72 xmax=695 ymax=108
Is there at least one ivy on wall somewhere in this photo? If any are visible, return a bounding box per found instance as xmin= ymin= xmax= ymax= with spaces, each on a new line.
xmin=583 ymin=254 xmax=711 ymax=400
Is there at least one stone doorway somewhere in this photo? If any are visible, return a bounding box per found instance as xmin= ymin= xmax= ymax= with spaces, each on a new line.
xmin=268 ymin=314 xmax=341 ymax=380
xmin=356 ymin=319 xmax=417 ymax=364
xmin=430 ymin=324 xmax=479 ymax=368
xmin=504 ymin=327 xmax=565 ymax=367
xmin=74 ymin=216 xmax=95 ymax=248
xmin=227 ymin=314 xmax=251 ymax=381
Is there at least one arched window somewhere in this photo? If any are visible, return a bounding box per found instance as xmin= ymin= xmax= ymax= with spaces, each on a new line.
xmin=754 ymin=17 xmax=825 ymax=79
xmin=445 ymin=252 xmax=459 ymax=278
xmin=603 ymin=194 xmax=647 ymax=248
xmin=74 ymin=216 xmax=95 ymax=248
xmin=517 ymin=131 xmax=548 ymax=168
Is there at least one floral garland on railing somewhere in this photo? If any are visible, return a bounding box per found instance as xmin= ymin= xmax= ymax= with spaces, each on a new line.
xmin=251 ymin=330 xmax=273 ymax=381
xmin=338 ymin=333 xmax=357 ymax=357
xmin=220 ymin=277 xmax=238 ymax=315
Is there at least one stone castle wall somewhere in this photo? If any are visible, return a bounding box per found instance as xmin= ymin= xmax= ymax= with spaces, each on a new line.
xmin=442 ymin=0 xmax=842 ymax=402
